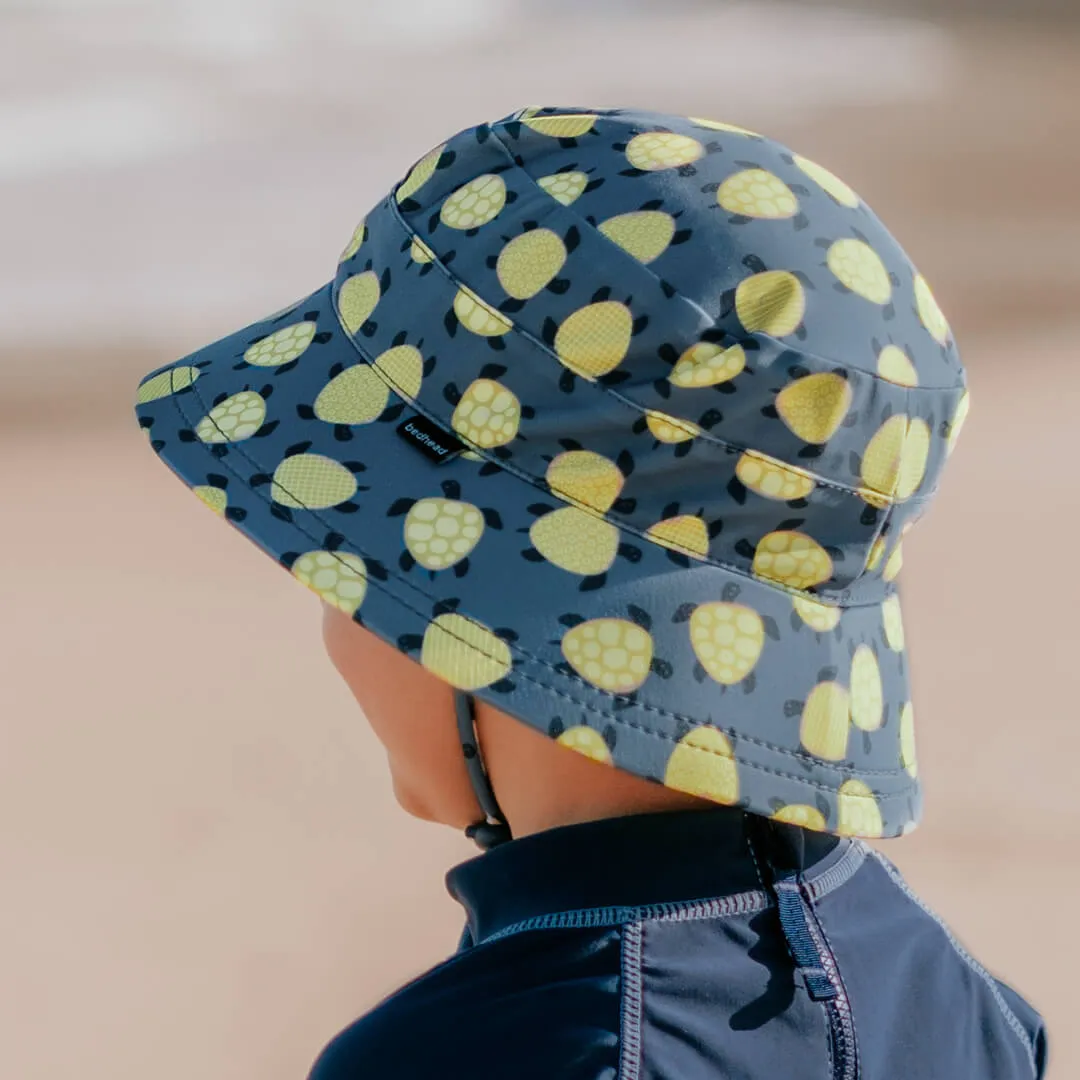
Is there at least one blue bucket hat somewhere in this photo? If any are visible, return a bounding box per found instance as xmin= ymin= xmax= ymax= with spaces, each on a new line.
xmin=135 ymin=106 xmax=969 ymax=840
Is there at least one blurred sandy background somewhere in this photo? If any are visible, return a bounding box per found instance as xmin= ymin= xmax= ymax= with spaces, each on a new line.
xmin=1 ymin=1 xmax=1078 ymax=1077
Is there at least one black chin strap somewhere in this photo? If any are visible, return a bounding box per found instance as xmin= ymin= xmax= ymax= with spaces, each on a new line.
xmin=453 ymin=691 xmax=512 ymax=851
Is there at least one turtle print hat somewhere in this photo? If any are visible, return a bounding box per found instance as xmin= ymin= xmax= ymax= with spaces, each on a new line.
xmin=135 ymin=106 xmax=969 ymax=841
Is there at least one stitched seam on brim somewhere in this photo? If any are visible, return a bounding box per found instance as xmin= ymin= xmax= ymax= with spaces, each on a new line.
xmin=165 ymin=368 xmax=918 ymax=789
xmin=330 ymin=264 xmax=898 ymax=605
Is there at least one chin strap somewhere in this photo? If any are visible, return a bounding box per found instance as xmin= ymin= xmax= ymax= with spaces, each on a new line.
xmin=453 ymin=691 xmax=512 ymax=851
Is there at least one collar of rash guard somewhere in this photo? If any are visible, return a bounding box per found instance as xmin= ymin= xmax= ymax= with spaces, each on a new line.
xmin=446 ymin=805 xmax=840 ymax=944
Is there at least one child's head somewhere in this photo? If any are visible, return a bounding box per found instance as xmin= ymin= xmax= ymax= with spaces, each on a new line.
xmin=136 ymin=107 xmax=967 ymax=846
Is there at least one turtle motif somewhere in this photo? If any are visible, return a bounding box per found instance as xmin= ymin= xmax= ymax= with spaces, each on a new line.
xmin=396 ymin=143 xmax=446 ymax=205
xmin=440 ymin=174 xmax=508 ymax=230
xmin=876 ymin=344 xmax=918 ymax=387
xmin=597 ymin=207 xmax=687 ymax=264
xmin=192 ymin=484 xmax=228 ymax=516
xmin=623 ymin=132 xmax=706 ymax=173
xmin=450 ymin=286 xmax=514 ymax=338
xmin=881 ymin=594 xmax=905 ymax=651
xmin=193 ymin=390 xmax=272 ymax=445
xmin=409 ymin=235 xmax=437 ymax=267
xmin=537 ymin=168 xmax=597 ymax=207
xmin=449 ymin=373 xmax=524 ymax=450
xmin=667 ymin=342 xmax=746 ymax=389
xmin=735 ymin=269 xmax=806 ymax=337
xmin=899 ymin=703 xmax=917 ymax=777
xmin=398 ymin=600 xmax=517 ymax=692
xmin=826 ymin=237 xmax=893 ymax=305
xmin=642 ymin=409 xmax=701 ymax=445
xmin=555 ymin=725 xmax=613 ymax=764
xmin=387 ymin=479 xmax=502 ymax=576
xmin=751 ymin=531 xmax=834 ymax=590
xmin=241 ymin=320 xmax=322 ymax=371
xmin=645 ymin=513 xmax=711 ymax=561
xmin=799 ymin=677 xmax=851 ymax=761
xmin=289 ymin=550 xmax=369 ymax=616
xmin=792 ymin=595 xmax=842 ymax=633
xmin=557 ymin=605 xmax=671 ymax=695
xmin=850 ymin=645 xmax=884 ymax=731
xmin=136 ymin=364 xmax=202 ymax=404
xmin=859 ymin=414 xmax=931 ymax=504
xmin=711 ymin=168 xmax=807 ymax=228
xmin=773 ymin=371 xmax=853 ymax=443
xmin=771 ymin=803 xmax=829 ymax=831
xmin=338 ymin=269 xmax=387 ymax=335
xmin=494 ymin=227 xmax=570 ymax=300
xmin=664 ymin=725 xmax=740 ymax=804
xmin=735 ymin=450 xmax=816 ymax=502
xmin=914 ymin=273 xmax=950 ymax=344
xmin=552 ymin=297 xmax=637 ymax=380
xmin=250 ymin=444 xmax=367 ymax=520
xmin=524 ymin=452 xmax=638 ymax=586
xmin=520 ymin=109 xmax=597 ymax=140
xmin=675 ymin=585 xmax=779 ymax=688
xmin=836 ymin=779 xmax=884 ymax=838
xmin=339 ymin=220 xmax=367 ymax=262
xmin=791 ymin=155 xmax=860 ymax=208
xmin=307 ymin=343 xmax=424 ymax=435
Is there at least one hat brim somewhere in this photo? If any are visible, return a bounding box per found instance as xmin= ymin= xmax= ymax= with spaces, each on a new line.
xmin=135 ymin=280 xmax=919 ymax=838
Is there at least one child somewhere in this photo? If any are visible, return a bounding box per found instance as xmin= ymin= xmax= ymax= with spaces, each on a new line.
xmin=135 ymin=107 xmax=1048 ymax=1079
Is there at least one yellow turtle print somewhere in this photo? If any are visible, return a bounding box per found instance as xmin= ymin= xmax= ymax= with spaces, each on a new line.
xmin=734 ymin=450 xmax=816 ymax=502
xmin=250 ymin=447 xmax=367 ymax=520
xmin=339 ymin=220 xmax=366 ymax=262
xmin=635 ymin=408 xmax=709 ymax=457
xmin=748 ymin=530 xmax=834 ymax=590
xmin=946 ymin=389 xmax=970 ymax=456
xmin=876 ymin=343 xmax=919 ymax=387
xmin=288 ymin=550 xmax=369 ymax=617
xmin=439 ymin=173 xmax=509 ymax=231
xmin=547 ymin=292 xmax=646 ymax=386
xmin=734 ymin=263 xmax=808 ymax=338
xmin=525 ymin=452 xmax=639 ymax=587
xmin=708 ymin=168 xmax=808 ymax=229
xmin=881 ymin=593 xmax=905 ymax=652
xmin=666 ymin=341 xmax=746 ymax=389
xmin=557 ymin=606 xmax=671 ymax=695
xmin=914 ymin=273 xmax=950 ymax=345
xmin=792 ymin=595 xmax=842 ymax=634
xmin=772 ymin=371 xmax=853 ymax=444
xmin=770 ymin=802 xmax=829 ymax=832
xmin=850 ymin=645 xmax=884 ymax=732
xmin=450 ymin=285 xmax=514 ymax=342
xmin=836 ymin=779 xmax=884 ymax=838
xmin=136 ymin=364 xmax=203 ymax=404
xmin=899 ymin=702 xmax=917 ymax=778
xmin=797 ymin=676 xmax=851 ymax=761
xmin=554 ymin=723 xmax=613 ymax=765
xmin=537 ymin=167 xmax=599 ymax=207
xmin=645 ymin=511 xmax=713 ymax=563
xmin=387 ymin=478 xmax=502 ymax=577
xmin=791 ymin=155 xmax=860 ymax=208
xmin=449 ymin=372 xmax=530 ymax=451
xmin=597 ymin=206 xmax=690 ymax=264
xmin=407 ymin=235 xmax=437 ymax=273
xmin=622 ymin=131 xmax=706 ymax=174
xmin=338 ymin=268 xmax=390 ymax=336
xmin=674 ymin=583 xmax=779 ymax=691
xmin=858 ymin=413 xmax=931 ymax=504
xmin=240 ymin=320 xmax=326 ymax=374
xmin=688 ymin=115 xmax=760 ymax=137
xmin=191 ymin=473 xmax=246 ymax=523
xmin=398 ymin=603 xmax=516 ymax=693
xmin=519 ymin=108 xmax=598 ymax=143
xmin=495 ymin=226 xmax=572 ymax=303
xmin=396 ymin=142 xmax=446 ymax=206
xmin=307 ymin=343 xmax=425 ymax=434
xmin=823 ymin=236 xmax=894 ymax=307
xmin=664 ymin=725 xmax=740 ymax=805
xmin=192 ymin=389 xmax=274 ymax=445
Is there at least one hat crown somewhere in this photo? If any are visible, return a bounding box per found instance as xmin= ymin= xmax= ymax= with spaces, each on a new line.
xmin=333 ymin=107 xmax=966 ymax=603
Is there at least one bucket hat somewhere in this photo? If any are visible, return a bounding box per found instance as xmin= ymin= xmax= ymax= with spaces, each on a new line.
xmin=135 ymin=106 xmax=969 ymax=840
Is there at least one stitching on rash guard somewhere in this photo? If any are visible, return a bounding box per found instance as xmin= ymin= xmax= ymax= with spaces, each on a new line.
xmin=867 ymin=847 xmax=1038 ymax=1077
xmin=619 ymin=922 xmax=645 ymax=1080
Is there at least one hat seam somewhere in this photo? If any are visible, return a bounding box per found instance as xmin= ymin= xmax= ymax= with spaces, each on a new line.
xmin=489 ymin=118 xmax=964 ymax=394
xmin=380 ymin=193 xmax=942 ymax=513
xmin=331 ymin=277 xmax=894 ymax=604
xmin=169 ymin=367 xmax=915 ymax=796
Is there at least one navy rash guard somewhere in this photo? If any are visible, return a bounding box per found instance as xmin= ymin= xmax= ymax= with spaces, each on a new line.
xmin=307 ymin=808 xmax=1048 ymax=1079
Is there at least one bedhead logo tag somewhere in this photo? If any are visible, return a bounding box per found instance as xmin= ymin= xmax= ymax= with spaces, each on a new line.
xmin=396 ymin=413 xmax=466 ymax=464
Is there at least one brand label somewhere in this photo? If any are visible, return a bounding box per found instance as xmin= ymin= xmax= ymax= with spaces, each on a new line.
xmin=396 ymin=413 xmax=466 ymax=464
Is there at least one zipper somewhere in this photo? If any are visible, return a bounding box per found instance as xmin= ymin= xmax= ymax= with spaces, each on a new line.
xmin=771 ymin=873 xmax=859 ymax=1080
